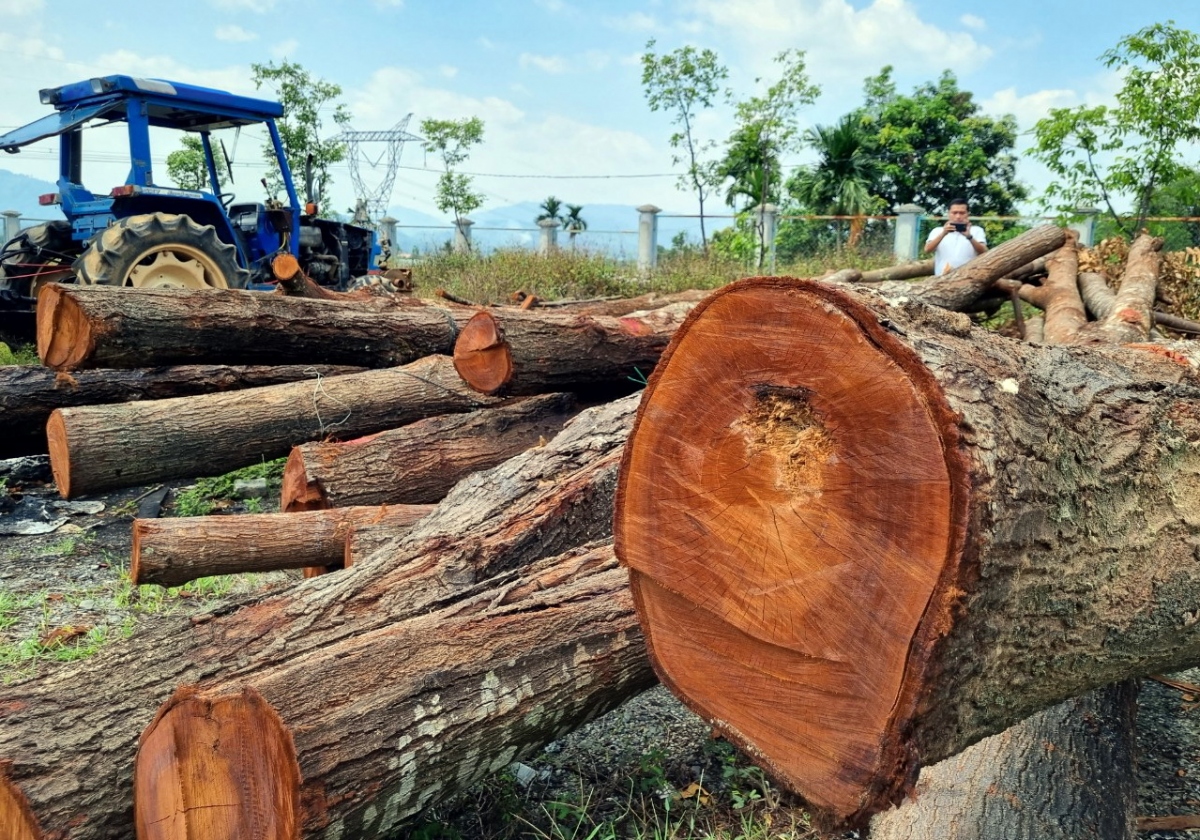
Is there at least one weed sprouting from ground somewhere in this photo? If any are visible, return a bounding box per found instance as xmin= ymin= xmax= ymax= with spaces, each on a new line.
xmin=171 ymin=458 xmax=287 ymax=517
xmin=0 ymin=342 xmax=38 ymax=366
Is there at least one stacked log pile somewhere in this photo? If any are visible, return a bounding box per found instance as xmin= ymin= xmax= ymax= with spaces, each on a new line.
xmin=5 ymin=225 xmax=1200 ymax=838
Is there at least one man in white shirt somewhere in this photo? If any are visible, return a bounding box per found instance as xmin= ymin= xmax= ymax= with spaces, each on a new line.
xmin=924 ymin=198 xmax=987 ymax=275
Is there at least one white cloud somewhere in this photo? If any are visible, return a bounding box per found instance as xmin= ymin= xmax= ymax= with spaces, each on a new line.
xmin=604 ymin=12 xmax=659 ymax=32
xmin=582 ymin=50 xmax=611 ymax=71
xmin=345 ymin=66 xmax=670 ymax=216
xmin=214 ymin=25 xmax=258 ymax=43
xmin=982 ymin=87 xmax=1081 ymax=136
xmin=960 ymin=14 xmax=985 ymax=31
xmin=270 ymin=39 xmax=300 ymax=59
xmin=210 ymin=0 xmax=277 ymax=12
xmin=0 ymin=0 xmax=42 ymax=15
xmin=518 ymin=53 xmax=568 ymax=74
xmin=683 ymin=0 xmax=993 ymax=83
xmin=438 ymin=65 xmax=458 ymax=79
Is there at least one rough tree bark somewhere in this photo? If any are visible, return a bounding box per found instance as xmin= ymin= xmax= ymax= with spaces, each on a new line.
xmin=1039 ymin=232 xmax=1086 ymax=344
xmin=131 ymin=504 xmax=436 ymax=587
xmin=869 ymin=682 xmax=1137 ymax=840
xmin=46 ymin=355 xmax=501 ymax=498
xmin=0 ymin=364 xmax=362 ymax=459
xmin=614 ymin=276 xmax=1200 ymax=827
xmin=280 ymin=393 xmax=580 ymax=511
xmin=0 ymin=395 xmax=638 ymax=840
xmin=36 ymin=283 xmax=473 ymax=371
xmin=870 ymin=225 xmax=1066 ymax=310
xmin=452 ymin=307 xmax=678 ymax=396
xmin=1089 ymin=234 xmax=1164 ymax=344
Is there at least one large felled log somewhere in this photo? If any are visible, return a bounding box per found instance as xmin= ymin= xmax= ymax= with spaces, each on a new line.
xmin=47 ymin=354 xmax=502 ymax=498
xmin=452 ymin=307 xmax=678 ymax=396
xmin=869 ymin=682 xmax=1137 ymax=840
xmin=281 ymin=393 xmax=579 ymax=511
xmin=131 ymin=504 xmax=435 ymax=587
xmin=0 ymin=395 xmax=637 ymax=839
xmin=871 ymin=224 xmax=1066 ymax=310
xmin=0 ymin=363 xmax=362 ymax=459
xmin=36 ymin=283 xmax=472 ymax=371
xmin=136 ymin=543 xmax=650 ymax=840
xmin=614 ymin=276 xmax=1200 ymax=826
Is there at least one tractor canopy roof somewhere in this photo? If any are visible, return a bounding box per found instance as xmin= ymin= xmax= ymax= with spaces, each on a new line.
xmin=0 ymin=75 xmax=283 ymax=153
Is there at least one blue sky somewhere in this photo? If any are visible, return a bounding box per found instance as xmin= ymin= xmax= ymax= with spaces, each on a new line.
xmin=0 ymin=0 xmax=1196 ymax=220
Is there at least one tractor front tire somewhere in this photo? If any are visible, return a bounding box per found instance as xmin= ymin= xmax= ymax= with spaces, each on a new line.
xmin=75 ymin=213 xmax=248 ymax=290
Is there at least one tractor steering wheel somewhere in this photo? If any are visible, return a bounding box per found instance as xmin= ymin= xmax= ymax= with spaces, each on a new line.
xmin=218 ymin=192 xmax=236 ymax=210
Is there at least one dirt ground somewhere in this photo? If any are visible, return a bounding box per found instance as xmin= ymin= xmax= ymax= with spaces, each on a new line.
xmin=3 ymin=455 xmax=1200 ymax=838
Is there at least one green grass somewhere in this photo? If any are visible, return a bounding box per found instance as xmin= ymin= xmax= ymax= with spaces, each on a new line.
xmin=0 ymin=563 xmax=265 ymax=683
xmin=172 ymin=458 xmax=287 ymax=517
xmin=410 ymin=247 xmax=897 ymax=307
xmin=0 ymin=342 xmax=38 ymax=365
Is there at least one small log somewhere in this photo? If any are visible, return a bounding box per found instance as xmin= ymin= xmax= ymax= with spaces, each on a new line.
xmin=857 ymin=261 xmax=934 ymax=283
xmin=615 ymin=277 xmax=1200 ymax=826
xmin=822 ymin=268 xmax=862 ymax=284
xmin=0 ymin=364 xmax=362 ymax=460
xmin=869 ymin=682 xmax=1137 ymax=840
xmin=36 ymin=283 xmax=472 ymax=370
xmin=135 ymin=685 xmax=300 ymax=840
xmin=131 ymin=504 xmax=435 ymax=587
xmin=1040 ymin=231 xmax=1085 ymax=343
xmin=0 ymin=395 xmax=638 ymax=839
xmin=452 ymin=308 xmax=677 ymax=397
xmin=1024 ymin=315 xmax=1045 ymax=343
xmin=561 ymin=289 xmax=709 ymax=317
xmin=1091 ymin=234 xmax=1163 ymax=343
xmin=47 ymin=355 xmax=501 ymax=498
xmin=871 ymin=225 xmax=1067 ymax=310
xmin=281 ymin=393 xmax=579 ymax=511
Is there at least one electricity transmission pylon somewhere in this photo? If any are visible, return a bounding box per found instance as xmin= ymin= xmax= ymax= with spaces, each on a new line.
xmin=336 ymin=115 xmax=422 ymax=226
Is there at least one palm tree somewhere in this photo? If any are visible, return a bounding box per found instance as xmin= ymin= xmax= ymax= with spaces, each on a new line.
xmin=536 ymin=196 xmax=564 ymax=225
xmin=787 ymin=115 xmax=884 ymax=248
xmin=563 ymin=204 xmax=588 ymax=249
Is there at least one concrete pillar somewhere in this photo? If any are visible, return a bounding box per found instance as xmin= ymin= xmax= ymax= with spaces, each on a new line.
xmin=377 ymin=216 xmax=397 ymax=267
xmin=755 ymin=203 xmax=778 ymax=274
xmin=636 ymin=204 xmax=661 ymax=272
xmin=453 ymin=217 xmax=474 ymax=253
xmin=1069 ymin=206 xmax=1099 ymax=248
xmin=538 ymin=218 xmax=560 ymax=255
xmin=893 ymin=204 xmax=925 ymax=262
xmin=2 ymin=210 xmax=21 ymax=244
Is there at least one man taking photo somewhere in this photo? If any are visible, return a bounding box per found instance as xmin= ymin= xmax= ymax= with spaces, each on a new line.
xmin=924 ymin=198 xmax=987 ymax=275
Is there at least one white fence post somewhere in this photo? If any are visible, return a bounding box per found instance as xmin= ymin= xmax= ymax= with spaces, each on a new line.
xmin=636 ymin=204 xmax=661 ymax=272
xmin=1069 ymin=206 xmax=1099 ymax=248
xmin=1 ymin=210 xmax=21 ymax=244
xmin=756 ymin=203 xmax=778 ymax=274
xmin=538 ymin=218 xmax=560 ymax=255
xmin=893 ymin=204 xmax=925 ymax=262
xmin=454 ymin=217 xmax=474 ymax=253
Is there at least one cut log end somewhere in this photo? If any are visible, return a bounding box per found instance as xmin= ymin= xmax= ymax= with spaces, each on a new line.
xmin=130 ymin=519 xmax=149 ymax=586
xmin=135 ymin=685 xmax=300 ymax=840
xmin=614 ymin=277 xmax=970 ymax=825
xmin=0 ymin=763 xmax=43 ymax=840
xmin=36 ymin=284 xmax=94 ymax=371
xmin=280 ymin=447 xmax=330 ymax=512
xmin=45 ymin=409 xmax=73 ymax=499
xmin=453 ymin=311 xmax=513 ymax=395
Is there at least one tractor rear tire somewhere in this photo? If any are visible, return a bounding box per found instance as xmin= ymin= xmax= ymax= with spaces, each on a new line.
xmin=75 ymin=213 xmax=248 ymax=290
xmin=0 ymin=220 xmax=76 ymax=296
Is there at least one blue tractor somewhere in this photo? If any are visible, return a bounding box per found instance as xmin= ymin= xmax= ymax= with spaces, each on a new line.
xmin=0 ymin=75 xmax=381 ymax=307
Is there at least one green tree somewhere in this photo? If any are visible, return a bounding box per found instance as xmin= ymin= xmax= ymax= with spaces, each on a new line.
xmin=1030 ymin=21 xmax=1200 ymax=237
xmin=250 ymin=59 xmax=350 ymax=210
xmin=563 ymin=203 xmax=588 ymax=248
xmin=641 ymin=40 xmax=729 ymax=252
xmin=857 ymin=66 xmax=1026 ymax=215
xmin=536 ymin=196 xmax=563 ymax=224
xmin=165 ymin=135 xmax=225 ymax=191
xmin=420 ymin=117 xmax=486 ymax=236
xmin=718 ymin=49 xmax=820 ymax=267
xmin=787 ymin=114 xmax=885 ymax=248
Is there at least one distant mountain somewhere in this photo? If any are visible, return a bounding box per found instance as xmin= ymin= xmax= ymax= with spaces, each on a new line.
xmin=0 ymin=170 xmax=63 ymax=223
